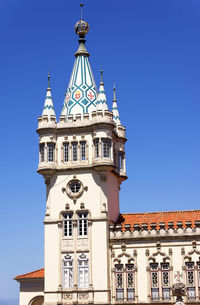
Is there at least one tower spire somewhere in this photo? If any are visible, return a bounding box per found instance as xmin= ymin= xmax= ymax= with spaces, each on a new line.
xmin=42 ymin=73 xmax=56 ymax=122
xmin=112 ymin=83 xmax=121 ymax=125
xmin=97 ymin=68 xmax=108 ymax=111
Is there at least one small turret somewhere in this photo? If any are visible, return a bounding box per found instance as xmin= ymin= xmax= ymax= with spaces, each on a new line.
xmin=96 ymin=69 xmax=108 ymax=111
xmin=112 ymin=83 xmax=121 ymax=125
xmin=42 ymin=73 xmax=56 ymax=122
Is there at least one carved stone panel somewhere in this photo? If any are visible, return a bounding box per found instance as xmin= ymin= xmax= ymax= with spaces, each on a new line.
xmin=77 ymin=238 xmax=89 ymax=251
xmin=63 ymin=293 xmax=73 ymax=301
xmin=61 ymin=239 xmax=73 ymax=252
xmin=78 ymin=292 xmax=89 ymax=300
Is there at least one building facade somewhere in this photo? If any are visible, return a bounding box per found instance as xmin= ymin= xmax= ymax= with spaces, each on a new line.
xmin=15 ymin=12 xmax=200 ymax=305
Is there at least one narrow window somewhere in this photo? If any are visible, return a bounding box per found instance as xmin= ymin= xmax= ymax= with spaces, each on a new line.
xmin=78 ymin=213 xmax=88 ymax=236
xmin=150 ymin=263 xmax=159 ymax=300
xmin=161 ymin=263 xmax=170 ymax=300
xmin=115 ymin=264 xmax=124 ymax=301
xmin=40 ymin=144 xmax=45 ymax=162
xmin=126 ymin=264 xmax=135 ymax=300
xmin=72 ymin=142 xmax=77 ymax=161
xmin=197 ymin=262 xmax=200 ymax=298
xmin=64 ymin=143 xmax=69 ymax=162
xmin=63 ymin=256 xmax=73 ymax=288
xmin=47 ymin=143 xmax=55 ymax=162
xmin=94 ymin=139 xmax=99 ymax=158
xmin=186 ymin=262 xmax=195 ymax=299
xmin=102 ymin=139 xmax=111 ymax=158
xmin=63 ymin=214 xmax=73 ymax=237
xmin=118 ymin=152 xmax=124 ymax=170
xmin=80 ymin=141 xmax=86 ymax=161
xmin=78 ymin=256 xmax=89 ymax=288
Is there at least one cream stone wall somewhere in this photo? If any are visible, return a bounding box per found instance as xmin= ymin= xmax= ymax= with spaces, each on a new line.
xmin=19 ymin=280 xmax=44 ymax=305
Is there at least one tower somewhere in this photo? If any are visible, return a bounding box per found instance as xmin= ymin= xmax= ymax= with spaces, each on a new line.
xmin=37 ymin=7 xmax=127 ymax=305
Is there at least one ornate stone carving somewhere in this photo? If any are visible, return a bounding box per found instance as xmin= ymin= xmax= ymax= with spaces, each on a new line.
xmin=61 ymin=240 xmax=73 ymax=251
xmin=63 ymin=293 xmax=72 ymax=300
xmin=79 ymin=292 xmax=89 ymax=300
xmin=172 ymin=271 xmax=186 ymax=302
xmin=77 ymin=238 xmax=89 ymax=250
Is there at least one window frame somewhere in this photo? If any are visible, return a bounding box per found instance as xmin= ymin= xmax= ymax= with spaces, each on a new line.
xmin=78 ymin=255 xmax=89 ymax=289
xmin=94 ymin=139 xmax=99 ymax=158
xmin=78 ymin=213 xmax=88 ymax=237
xmin=115 ymin=264 xmax=124 ymax=301
xmin=102 ymin=139 xmax=111 ymax=158
xmin=40 ymin=143 xmax=45 ymax=162
xmin=126 ymin=264 xmax=135 ymax=301
xmin=72 ymin=142 xmax=78 ymax=162
xmin=80 ymin=141 xmax=86 ymax=161
xmin=47 ymin=143 xmax=55 ymax=162
xmin=62 ymin=255 xmax=73 ymax=289
xmin=62 ymin=213 xmax=73 ymax=238
xmin=186 ymin=262 xmax=196 ymax=300
xmin=63 ymin=142 xmax=69 ymax=163
xmin=150 ymin=263 xmax=159 ymax=301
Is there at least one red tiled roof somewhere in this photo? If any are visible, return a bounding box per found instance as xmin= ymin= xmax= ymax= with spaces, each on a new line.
xmin=116 ymin=210 xmax=200 ymax=230
xmin=15 ymin=268 xmax=44 ymax=280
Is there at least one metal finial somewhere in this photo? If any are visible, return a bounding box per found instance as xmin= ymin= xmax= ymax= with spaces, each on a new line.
xmin=100 ymin=68 xmax=103 ymax=84
xmin=80 ymin=3 xmax=84 ymax=20
xmin=113 ymin=82 xmax=116 ymax=101
xmin=48 ymin=72 xmax=50 ymax=88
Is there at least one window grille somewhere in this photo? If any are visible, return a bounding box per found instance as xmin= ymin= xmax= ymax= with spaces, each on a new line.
xmin=102 ymin=139 xmax=111 ymax=158
xmin=40 ymin=144 xmax=45 ymax=162
xmin=161 ymin=263 xmax=170 ymax=300
xmin=63 ymin=256 xmax=73 ymax=288
xmin=64 ymin=143 xmax=69 ymax=162
xmin=78 ymin=257 xmax=89 ymax=288
xmin=63 ymin=214 xmax=73 ymax=237
xmin=80 ymin=141 xmax=86 ymax=161
xmin=115 ymin=264 xmax=124 ymax=301
xmin=47 ymin=143 xmax=55 ymax=162
xmin=78 ymin=213 xmax=88 ymax=236
xmin=94 ymin=140 xmax=99 ymax=158
xmin=150 ymin=263 xmax=159 ymax=300
xmin=186 ymin=262 xmax=195 ymax=299
xmin=126 ymin=264 xmax=135 ymax=300
xmin=72 ymin=142 xmax=77 ymax=161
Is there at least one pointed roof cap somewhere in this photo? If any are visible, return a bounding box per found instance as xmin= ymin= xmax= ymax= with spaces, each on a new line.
xmin=112 ymin=83 xmax=121 ymax=125
xmin=42 ymin=73 xmax=56 ymax=121
xmin=60 ymin=5 xmax=97 ymax=120
xmin=96 ymin=69 xmax=108 ymax=111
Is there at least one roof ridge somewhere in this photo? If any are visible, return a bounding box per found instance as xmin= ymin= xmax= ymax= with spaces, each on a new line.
xmin=15 ymin=268 xmax=44 ymax=278
xmin=120 ymin=209 xmax=200 ymax=216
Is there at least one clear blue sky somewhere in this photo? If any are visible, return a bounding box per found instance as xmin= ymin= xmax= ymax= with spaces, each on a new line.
xmin=0 ymin=0 xmax=200 ymax=303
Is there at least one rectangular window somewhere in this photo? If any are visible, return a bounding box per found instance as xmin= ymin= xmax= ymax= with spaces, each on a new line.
xmin=78 ymin=258 xmax=89 ymax=288
xmin=63 ymin=214 xmax=73 ymax=237
xmin=102 ymin=139 xmax=111 ymax=158
xmin=72 ymin=142 xmax=77 ymax=161
xmin=47 ymin=143 xmax=55 ymax=162
xmin=94 ymin=139 xmax=99 ymax=158
xmin=63 ymin=258 xmax=73 ymax=288
xmin=115 ymin=264 xmax=124 ymax=301
xmin=64 ymin=143 xmax=69 ymax=162
xmin=126 ymin=264 xmax=135 ymax=300
xmin=150 ymin=263 xmax=159 ymax=300
xmin=78 ymin=213 xmax=88 ymax=236
xmin=40 ymin=144 xmax=45 ymax=162
xmin=161 ymin=263 xmax=170 ymax=300
xmin=186 ymin=262 xmax=195 ymax=299
xmin=80 ymin=141 xmax=86 ymax=161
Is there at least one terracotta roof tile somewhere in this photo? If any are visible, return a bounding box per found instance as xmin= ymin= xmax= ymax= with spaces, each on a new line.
xmin=116 ymin=210 xmax=200 ymax=230
xmin=15 ymin=268 xmax=44 ymax=280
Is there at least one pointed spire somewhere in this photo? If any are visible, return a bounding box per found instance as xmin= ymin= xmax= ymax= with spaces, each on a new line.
xmin=42 ymin=73 xmax=56 ymax=121
xmin=60 ymin=5 xmax=97 ymax=120
xmin=97 ymin=68 xmax=108 ymax=111
xmin=112 ymin=83 xmax=121 ymax=125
